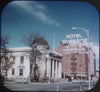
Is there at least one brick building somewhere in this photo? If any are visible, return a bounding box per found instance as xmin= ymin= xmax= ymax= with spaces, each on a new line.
xmin=56 ymin=34 xmax=96 ymax=80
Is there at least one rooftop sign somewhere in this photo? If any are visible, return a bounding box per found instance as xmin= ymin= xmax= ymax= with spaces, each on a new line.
xmin=62 ymin=34 xmax=88 ymax=46
xmin=66 ymin=34 xmax=82 ymax=39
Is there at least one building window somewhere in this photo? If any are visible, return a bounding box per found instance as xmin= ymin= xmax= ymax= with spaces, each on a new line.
xmin=12 ymin=68 xmax=14 ymax=75
xmin=71 ymin=53 xmax=76 ymax=58
xmin=66 ymin=60 xmax=69 ymax=62
xmin=5 ymin=57 xmax=8 ymax=61
xmin=1 ymin=55 xmax=3 ymax=59
xmin=73 ymin=51 xmax=76 ymax=53
xmin=66 ymin=55 xmax=69 ymax=58
xmin=66 ymin=51 xmax=69 ymax=54
xmin=79 ymin=54 xmax=82 ymax=58
xmin=72 ymin=60 xmax=76 ymax=62
xmin=19 ymin=69 xmax=23 ymax=76
xmin=12 ymin=56 xmax=15 ymax=63
xmin=79 ymin=65 xmax=82 ymax=67
xmin=79 ymin=50 xmax=81 ymax=53
xmin=13 ymin=56 xmax=15 ymax=61
xmin=66 ymin=65 xmax=69 ymax=68
xmin=3 ymin=69 xmax=7 ymax=76
xmin=20 ymin=56 xmax=24 ymax=64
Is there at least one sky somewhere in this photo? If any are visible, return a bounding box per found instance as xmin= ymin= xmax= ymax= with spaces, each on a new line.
xmin=1 ymin=1 xmax=99 ymax=68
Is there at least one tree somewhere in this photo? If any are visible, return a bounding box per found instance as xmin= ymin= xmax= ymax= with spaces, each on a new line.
xmin=1 ymin=36 xmax=9 ymax=77
xmin=22 ymin=32 xmax=49 ymax=81
xmin=0 ymin=36 xmax=14 ymax=80
xmin=1 ymin=36 xmax=9 ymax=49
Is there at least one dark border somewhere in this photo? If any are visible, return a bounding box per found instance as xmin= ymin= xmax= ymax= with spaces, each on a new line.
xmin=0 ymin=0 xmax=100 ymax=92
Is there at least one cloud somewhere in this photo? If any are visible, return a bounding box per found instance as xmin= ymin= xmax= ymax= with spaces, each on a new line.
xmin=11 ymin=1 xmax=61 ymax=27
xmin=35 ymin=11 xmax=61 ymax=27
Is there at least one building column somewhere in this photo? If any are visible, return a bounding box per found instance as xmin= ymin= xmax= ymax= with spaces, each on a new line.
xmin=49 ymin=59 xmax=51 ymax=78
xmin=47 ymin=58 xmax=50 ymax=77
xmin=48 ymin=58 xmax=51 ymax=82
xmin=58 ymin=61 xmax=60 ymax=78
xmin=55 ymin=60 xmax=57 ymax=79
xmin=52 ymin=59 xmax=54 ymax=78
xmin=57 ymin=61 xmax=59 ymax=78
xmin=59 ymin=61 xmax=62 ymax=78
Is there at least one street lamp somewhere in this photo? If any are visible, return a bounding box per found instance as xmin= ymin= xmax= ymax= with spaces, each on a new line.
xmin=72 ymin=27 xmax=91 ymax=90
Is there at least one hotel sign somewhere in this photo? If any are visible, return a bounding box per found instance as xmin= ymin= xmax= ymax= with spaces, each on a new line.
xmin=66 ymin=34 xmax=82 ymax=39
xmin=64 ymin=34 xmax=88 ymax=45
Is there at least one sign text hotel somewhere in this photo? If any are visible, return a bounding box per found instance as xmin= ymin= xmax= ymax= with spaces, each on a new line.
xmin=66 ymin=34 xmax=82 ymax=39
xmin=65 ymin=34 xmax=87 ymax=45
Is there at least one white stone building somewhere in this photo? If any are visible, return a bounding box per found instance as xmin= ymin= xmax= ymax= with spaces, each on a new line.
xmin=1 ymin=47 xmax=62 ymax=81
xmin=89 ymin=47 xmax=96 ymax=78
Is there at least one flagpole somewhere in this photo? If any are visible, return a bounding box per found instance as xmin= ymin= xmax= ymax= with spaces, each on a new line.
xmin=53 ymin=32 xmax=55 ymax=51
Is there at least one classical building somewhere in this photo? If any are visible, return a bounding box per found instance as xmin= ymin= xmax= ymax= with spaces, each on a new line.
xmin=1 ymin=47 xmax=62 ymax=82
xmin=56 ymin=34 xmax=96 ymax=80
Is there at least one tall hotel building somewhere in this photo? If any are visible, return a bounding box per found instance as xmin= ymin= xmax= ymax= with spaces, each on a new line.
xmin=56 ymin=34 xmax=96 ymax=79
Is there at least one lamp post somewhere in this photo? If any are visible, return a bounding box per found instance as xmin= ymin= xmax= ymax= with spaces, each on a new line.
xmin=72 ymin=27 xmax=91 ymax=90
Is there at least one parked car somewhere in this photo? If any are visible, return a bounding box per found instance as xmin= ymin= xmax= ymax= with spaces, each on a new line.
xmin=72 ymin=79 xmax=80 ymax=82
xmin=90 ymin=80 xmax=95 ymax=83
xmin=13 ymin=78 xmax=28 ymax=83
xmin=72 ymin=79 xmax=88 ymax=83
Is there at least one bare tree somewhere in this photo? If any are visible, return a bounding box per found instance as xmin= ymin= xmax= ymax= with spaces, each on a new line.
xmin=1 ymin=36 xmax=9 ymax=48
xmin=0 ymin=36 xmax=14 ymax=80
xmin=1 ymin=36 xmax=9 ymax=76
xmin=22 ymin=32 xmax=49 ymax=81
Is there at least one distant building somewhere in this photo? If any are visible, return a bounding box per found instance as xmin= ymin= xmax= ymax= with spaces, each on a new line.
xmin=56 ymin=34 xmax=96 ymax=80
xmin=1 ymin=47 xmax=62 ymax=82
xmin=96 ymin=68 xmax=99 ymax=80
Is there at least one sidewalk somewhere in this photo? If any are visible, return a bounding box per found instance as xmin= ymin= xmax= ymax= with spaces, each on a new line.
xmin=4 ymin=81 xmax=14 ymax=84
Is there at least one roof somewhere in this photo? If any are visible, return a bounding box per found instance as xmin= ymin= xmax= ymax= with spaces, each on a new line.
xmin=49 ymin=50 xmax=62 ymax=56
xmin=8 ymin=47 xmax=30 ymax=52
xmin=7 ymin=47 xmax=62 ymax=57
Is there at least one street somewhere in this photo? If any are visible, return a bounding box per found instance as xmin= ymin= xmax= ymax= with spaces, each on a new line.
xmin=4 ymin=81 xmax=96 ymax=91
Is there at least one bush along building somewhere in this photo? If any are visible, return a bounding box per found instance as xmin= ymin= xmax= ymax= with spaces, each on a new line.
xmin=56 ymin=34 xmax=96 ymax=80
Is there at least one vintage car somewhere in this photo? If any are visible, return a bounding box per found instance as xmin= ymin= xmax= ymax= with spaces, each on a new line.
xmin=13 ymin=78 xmax=28 ymax=83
